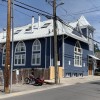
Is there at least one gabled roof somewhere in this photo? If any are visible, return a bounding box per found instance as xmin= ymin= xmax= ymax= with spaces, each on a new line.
xmin=0 ymin=16 xmax=94 ymax=43
xmin=78 ymin=15 xmax=90 ymax=26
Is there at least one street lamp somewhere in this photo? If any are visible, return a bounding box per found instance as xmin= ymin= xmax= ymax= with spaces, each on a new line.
xmin=10 ymin=0 xmax=14 ymax=92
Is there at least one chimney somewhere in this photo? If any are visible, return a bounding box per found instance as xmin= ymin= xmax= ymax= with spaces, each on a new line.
xmin=32 ymin=16 xmax=34 ymax=33
xmin=38 ymin=15 xmax=41 ymax=29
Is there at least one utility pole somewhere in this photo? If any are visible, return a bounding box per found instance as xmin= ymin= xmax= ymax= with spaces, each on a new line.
xmin=46 ymin=0 xmax=58 ymax=84
xmin=4 ymin=0 xmax=11 ymax=93
xmin=53 ymin=0 xmax=58 ymax=84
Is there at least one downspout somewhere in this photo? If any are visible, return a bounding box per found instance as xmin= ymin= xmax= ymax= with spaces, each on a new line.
xmin=50 ymin=37 xmax=51 ymax=66
xmin=45 ymin=38 xmax=47 ymax=69
xmin=62 ymin=35 xmax=64 ymax=76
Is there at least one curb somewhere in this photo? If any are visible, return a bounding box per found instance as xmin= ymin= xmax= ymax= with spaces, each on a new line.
xmin=0 ymin=83 xmax=70 ymax=99
xmin=0 ymin=76 xmax=100 ymax=99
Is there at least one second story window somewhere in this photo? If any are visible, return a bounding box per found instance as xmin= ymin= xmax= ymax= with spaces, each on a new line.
xmin=74 ymin=41 xmax=82 ymax=67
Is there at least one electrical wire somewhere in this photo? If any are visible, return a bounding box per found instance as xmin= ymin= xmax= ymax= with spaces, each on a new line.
xmin=0 ymin=3 xmax=38 ymax=20
xmin=14 ymin=0 xmax=53 ymax=16
xmin=2 ymin=0 xmax=53 ymax=19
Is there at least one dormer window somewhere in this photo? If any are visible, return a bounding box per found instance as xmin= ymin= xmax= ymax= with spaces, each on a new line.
xmin=81 ymin=28 xmax=87 ymax=38
xmin=14 ymin=30 xmax=21 ymax=34
xmin=25 ymin=26 xmax=31 ymax=31
xmin=41 ymin=23 xmax=50 ymax=28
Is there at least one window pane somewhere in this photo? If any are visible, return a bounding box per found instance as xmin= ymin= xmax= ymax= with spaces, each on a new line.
xmin=17 ymin=55 xmax=21 ymax=64
xmin=16 ymin=42 xmax=25 ymax=52
xmin=32 ymin=54 xmax=35 ymax=64
xmin=22 ymin=55 xmax=25 ymax=64
xmin=37 ymin=54 xmax=40 ymax=64
xmin=15 ymin=59 xmax=17 ymax=64
xmin=37 ymin=46 xmax=40 ymax=50
xmin=33 ymin=40 xmax=41 ymax=51
xmin=3 ymin=55 xmax=5 ymax=64
xmin=33 ymin=46 xmax=36 ymax=51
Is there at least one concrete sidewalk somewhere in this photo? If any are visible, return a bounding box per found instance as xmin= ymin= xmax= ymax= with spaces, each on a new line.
xmin=0 ymin=76 xmax=100 ymax=99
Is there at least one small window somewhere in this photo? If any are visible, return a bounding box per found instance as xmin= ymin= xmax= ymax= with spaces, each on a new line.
xmin=41 ymin=23 xmax=50 ymax=28
xmin=14 ymin=30 xmax=21 ymax=34
xmin=25 ymin=26 xmax=31 ymax=31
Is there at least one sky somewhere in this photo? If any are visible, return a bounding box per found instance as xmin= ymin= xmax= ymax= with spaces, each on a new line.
xmin=0 ymin=0 xmax=100 ymax=45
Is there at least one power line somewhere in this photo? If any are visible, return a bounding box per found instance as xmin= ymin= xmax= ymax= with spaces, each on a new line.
xmin=3 ymin=0 xmax=53 ymax=19
xmin=0 ymin=2 xmax=38 ymax=20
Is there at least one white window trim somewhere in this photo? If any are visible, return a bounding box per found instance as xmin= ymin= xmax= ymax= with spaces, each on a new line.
xmin=74 ymin=41 xmax=82 ymax=67
xmin=15 ymin=41 xmax=26 ymax=53
xmin=74 ymin=53 xmax=82 ymax=67
xmin=31 ymin=39 xmax=41 ymax=65
xmin=14 ymin=54 xmax=26 ymax=66
xmin=14 ymin=41 xmax=26 ymax=66
xmin=31 ymin=53 xmax=41 ymax=65
xmin=2 ymin=55 xmax=6 ymax=66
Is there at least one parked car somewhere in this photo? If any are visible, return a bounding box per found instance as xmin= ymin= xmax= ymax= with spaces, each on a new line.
xmin=94 ymin=68 xmax=100 ymax=76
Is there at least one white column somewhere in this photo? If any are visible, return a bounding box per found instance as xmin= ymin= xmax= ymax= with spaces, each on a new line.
xmin=62 ymin=35 xmax=64 ymax=69
xmin=50 ymin=37 xmax=51 ymax=66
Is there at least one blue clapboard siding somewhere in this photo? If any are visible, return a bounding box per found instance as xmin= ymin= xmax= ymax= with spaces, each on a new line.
xmin=0 ymin=38 xmax=48 ymax=69
xmin=64 ymin=36 xmax=93 ymax=76
xmin=0 ymin=34 xmax=93 ymax=77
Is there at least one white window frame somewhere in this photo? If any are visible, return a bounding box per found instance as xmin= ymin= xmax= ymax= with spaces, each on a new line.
xmin=2 ymin=55 xmax=6 ymax=66
xmin=31 ymin=39 xmax=41 ymax=65
xmin=14 ymin=41 xmax=26 ymax=66
xmin=74 ymin=41 xmax=82 ymax=67
xmin=14 ymin=54 xmax=26 ymax=66
xmin=15 ymin=41 xmax=26 ymax=53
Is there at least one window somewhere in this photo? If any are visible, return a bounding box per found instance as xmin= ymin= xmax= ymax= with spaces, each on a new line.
xmin=25 ymin=26 xmax=32 ymax=34
xmin=32 ymin=39 xmax=41 ymax=65
xmin=2 ymin=44 xmax=6 ymax=65
xmin=14 ymin=30 xmax=21 ymax=34
xmin=25 ymin=26 xmax=31 ymax=31
xmin=74 ymin=41 xmax=82 ymax=67
xmin=14 ymin=41 xmax=26 ymax=65
xmin=14 ymin=54 xmax=25 ymax=65
xmin=15 ymin=42 xmax=25 ymax=53
xmin=81 ymin=28 xmax=87 ymax=38
xmin=41 ymin=23 xmax=50 ymax=28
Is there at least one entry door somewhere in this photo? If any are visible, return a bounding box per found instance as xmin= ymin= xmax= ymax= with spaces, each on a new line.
xmin=88 ymin=65 xmax=92 ymax=75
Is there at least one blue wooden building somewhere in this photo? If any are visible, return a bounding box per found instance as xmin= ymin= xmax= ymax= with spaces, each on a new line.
xmin=0 ymin=16 xmax=97 ymax=78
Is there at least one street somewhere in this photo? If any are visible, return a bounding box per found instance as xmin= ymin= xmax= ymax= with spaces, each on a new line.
xmin=2 ymin=80 xmax=100 ymax=100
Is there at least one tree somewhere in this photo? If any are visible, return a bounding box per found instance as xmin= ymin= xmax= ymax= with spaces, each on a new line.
xmin=94 ymin=43 xmax=100 ymax=52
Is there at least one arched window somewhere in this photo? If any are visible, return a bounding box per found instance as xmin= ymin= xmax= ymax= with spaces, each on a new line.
xmin=14 ymin=41 xmax=26 ymax=65
xmin=2 ymin=44 xmax=6 ymax=65
xmin=74 ymin=41 xmax=82 ymax=67
xmin=32 ymin=39 xmax=41 ymax=65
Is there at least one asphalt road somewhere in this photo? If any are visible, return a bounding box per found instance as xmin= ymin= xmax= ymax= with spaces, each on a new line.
xmin=2 ymin=80 xmax=100 ymax=100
